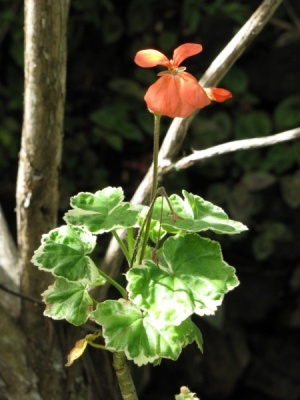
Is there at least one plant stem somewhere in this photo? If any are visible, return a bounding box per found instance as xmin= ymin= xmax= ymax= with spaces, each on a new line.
xmin=127 ymin=227 xmax=134 ymax=258
xmin=139 ymin=113 xmax=161 ymax=263
xmin=112 ymin=230 xmax=131 ymax=265
xmin=97 ymin=268 xmax=128 ymax=299
xmin=113 ymin=352 xmax=139 ymax=400
xmin=150 ymin=114 xmax=161 ymax=202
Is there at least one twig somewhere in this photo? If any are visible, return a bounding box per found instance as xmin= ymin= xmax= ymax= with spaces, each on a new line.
xmin=171 ymin=127 xmax=300 ymax=171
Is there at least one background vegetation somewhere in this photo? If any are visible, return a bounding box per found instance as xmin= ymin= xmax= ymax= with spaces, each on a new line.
xmin=1 ymin=0 xmax=300 ymax=399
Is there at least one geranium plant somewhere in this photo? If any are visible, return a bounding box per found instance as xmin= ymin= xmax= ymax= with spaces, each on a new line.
xmin=32 ymin=43 xmax=247 ymax=400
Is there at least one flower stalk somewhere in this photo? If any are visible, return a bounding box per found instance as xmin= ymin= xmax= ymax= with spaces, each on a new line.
xmin=139 ymin=113 xmax=161 ymax=263
xmin=113 ymin=352 xmax=139 ymax=400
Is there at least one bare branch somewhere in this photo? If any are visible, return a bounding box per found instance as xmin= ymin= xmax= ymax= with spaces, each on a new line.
xmin=171 ymin=128 xmax=300 ymax=171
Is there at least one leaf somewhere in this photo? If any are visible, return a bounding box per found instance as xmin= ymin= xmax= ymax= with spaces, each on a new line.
xmin=65 ymin=338 xmax=88 ymax=367
xmin=227 ymin=185 xmax=257 ymax=221
xmin=274 ymin=95 xmax=300 ymax=130
xmin=92 ymin=299 xmax=202 ymax=366
xmin=252 ymin=234 xmax=274 ymax=261
xmin=101 ymin=12 xmax=124 ymax=44
xmin=64 ymin=187 xmax=139 ymax=234
xmin=151 ymin=191 xmax=247 ymax=235
xmin=241 ymin=172 xmax=276 ymax=191
xmin=280 ymin=172 xmax=300 ymax=209
xmin=126 ymin=0 xmax=152 ymax=34
xmin=191 ymin=112 xmax=232 ymax=148
xmin=262 ymin=143 xmax=295 ymax=174
xmin=108 ymin=78 xmax=144 ymax=99
xmin=42 ymin=278 xmax=94 ymax=325
xmin=66 ymin=330 xmax=102 ymax=366
xmin=32 ymin=225 xmax=103 ymax=284
xmin=66 ymin=338 xmax=88 ymax=366
xmin=221 ymin=67 xmax=249 ymax=95
xmin=127 ymin=234 xmax=239 ymax=325
xmin=234 ymin=111 xmax=272 ymax=140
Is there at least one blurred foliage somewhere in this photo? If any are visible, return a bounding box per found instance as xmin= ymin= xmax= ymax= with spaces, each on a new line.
xmin=1 ymin=0 xmax=300 ymax=313
xmin=1 ymin=1 xmax=300 ymax=398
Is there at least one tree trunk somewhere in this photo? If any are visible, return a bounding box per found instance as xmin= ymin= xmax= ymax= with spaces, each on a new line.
xmin=10 ymin=1 xmax=120 ymax=399
xmin=15 ymin=0 xmax=69 ymax=397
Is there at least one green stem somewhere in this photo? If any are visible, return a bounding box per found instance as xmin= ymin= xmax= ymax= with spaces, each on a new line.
xmin=139 ymin=113 xmax=161 ymax=263
xmin=112 ymin=230 xmax=131 ymax=265
xmin=127 ymin=227 xmax=134 ymax=259
xmin=97 ymin=268 xmax=127 ymax=299
xmin=150 ymin=113 xmax=161 ymax=202
xmin=113 ymin=352 xmax=139 ymax=400
xmin=87 ymin=341 xmax=107 ymax=350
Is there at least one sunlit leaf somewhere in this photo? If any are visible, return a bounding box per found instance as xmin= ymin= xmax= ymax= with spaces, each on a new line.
xmin=127 ymin=234 xmax=239 ymax=325
xmin=42 ymin=278 xmax=94 ymax=325
xmin=151 ymin=191 xmax=247 ymax=235
xmin=32 ymin=225 xmax=103 ymax=284
xmin=92 ymin=299 xmax=202 ymax=366
xmin=64 ymin=187 xmax=139 ymax=234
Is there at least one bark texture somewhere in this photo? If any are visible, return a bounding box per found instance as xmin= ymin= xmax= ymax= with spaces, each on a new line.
xmin=14 ymin=1 xmax=70 ymax=398
xmin=12 ymin=2 xmax=121 ymax=399
xmin=17 ymin=0 xmax=67 ymax=304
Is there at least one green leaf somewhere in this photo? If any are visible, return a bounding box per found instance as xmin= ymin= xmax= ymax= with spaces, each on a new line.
xmin=42 ymin=279 xmax=94 ymax=325
xmin=280 ymin=172 xmax=300 ymax=209
xmin=241 ymin=172 xmax=276 ymax=191
xmin=64 ymin=187 xmax=139 ymax=234
xmin=274 ymin=95 xmax=300 ymax=130
xmin=234 ymin=111 xmax=272 ymax=140
xmin=252 ymin=234 xmax=274 ymax=261
xmin=151 ymin=191 xmax=247 ymax=235
xmin=108 ymin=78 xmax=144 ymax=99
xmin=126 ymin=0 xmax=152 ymax=34
xmin=92 ymin=299 xmax=202 ymax=366
xmin=32 ymin=225 xmax=104 ymax=284
xmin=221 ymin=67 xmax=249 ymax=95
xmin=127 ymin=234 xmax=239 ymax=325
xmin=101 ymin=12 xmax=124 ymax=44
xmin=262 ymin=143 xmax=295 ymax=174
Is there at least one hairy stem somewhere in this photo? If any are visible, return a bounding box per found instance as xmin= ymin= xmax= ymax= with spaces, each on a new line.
xmin=113 ymin=352 xmax=139 ymax=400
xmin=138 ymin=114 xmax=161 ymax=263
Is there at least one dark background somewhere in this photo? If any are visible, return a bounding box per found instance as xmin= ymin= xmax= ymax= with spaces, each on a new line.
xmin=0 ymin=1 xmax=300 ymax=399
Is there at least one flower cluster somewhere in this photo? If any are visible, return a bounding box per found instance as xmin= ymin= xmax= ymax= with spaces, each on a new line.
xmin=134 ymin=43 xmax=232 ymax=118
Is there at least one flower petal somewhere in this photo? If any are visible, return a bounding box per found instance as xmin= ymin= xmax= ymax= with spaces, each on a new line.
xmin=144 ymin=75 xmax=182 ymax=117
xmin=205 ymin=88 xmax=233 ymax=102
xmin=144 ymin=72 xmax=210 ymax=118
xmin=134 ymin=49 xmax=169 ymax=68
xmin=172 ymin=43 xmax=203 ymax=67
xmin=179 ymin=72 xmax=211 ymax=110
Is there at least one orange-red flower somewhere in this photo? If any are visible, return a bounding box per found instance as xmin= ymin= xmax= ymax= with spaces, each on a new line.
xmin=134 ymin=43 xmax=232 ymax=118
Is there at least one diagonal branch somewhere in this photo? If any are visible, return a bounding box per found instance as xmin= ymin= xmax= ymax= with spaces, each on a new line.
xmin=171 ymin=128 xmax=300 ymax=171
xmin=99 ymin=0 xmax=283 ymax=296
